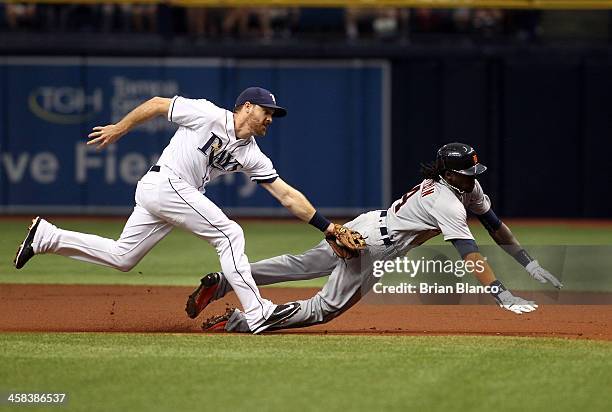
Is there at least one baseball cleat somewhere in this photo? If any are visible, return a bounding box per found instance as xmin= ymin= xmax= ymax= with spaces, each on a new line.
xmin=185 ymin=272 xmax=221 ymax=319
xmin=13 ymin=216 xmax=41 ymax=269
xmin=201 ymin=307 xmax=235 ymax=332
xmin=252 ymin=302 xmax=301 ymax=335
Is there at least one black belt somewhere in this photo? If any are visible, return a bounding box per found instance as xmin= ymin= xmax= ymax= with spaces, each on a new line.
xmin=149 ymin=165 xmax=160 ymax=172
xmin=379 ymin=210 xmax=392 ymax=246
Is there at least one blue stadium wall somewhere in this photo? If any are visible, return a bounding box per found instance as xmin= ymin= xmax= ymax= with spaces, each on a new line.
xmin=1 ymin=49 xmax=611 ymax=218
xmin=0 ymin=58 xmax=390 ymax=216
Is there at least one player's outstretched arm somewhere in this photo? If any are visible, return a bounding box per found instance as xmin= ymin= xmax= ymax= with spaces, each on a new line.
xmin=260 ymin=177 xmax=324 ymax=226
xmin=87 ymin=97 xmax=171 ymax=150
xmin=476 ymin=209 xmax=563 ymax=289
xmin=260 ymin=178 xmax=366 ymax=258
xmin=451 ymin=239 xmax=537 ymax=314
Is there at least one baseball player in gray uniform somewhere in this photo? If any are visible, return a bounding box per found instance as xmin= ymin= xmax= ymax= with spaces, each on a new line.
xmin=187 ymin=142 xmax=563 ymax=332
xmin=13 ymin=87 xmax=355 ymax=334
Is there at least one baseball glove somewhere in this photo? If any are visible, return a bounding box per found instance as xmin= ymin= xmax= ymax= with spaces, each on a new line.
xmin=326 ymin=224 xmax=367 ymax=259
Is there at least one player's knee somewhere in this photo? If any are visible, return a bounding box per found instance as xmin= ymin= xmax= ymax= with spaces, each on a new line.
xmin=318 ymin=300 xmax=342 ymax=324
xmin=113 ymin=255 xmax=138 ymax=272
xmin=115 ymin=260 xmax=135 ymax=272
xmin=211 ymin=221 xmax=246 ymax=257
xmin=218 ymin=222 xmax=245 ymax=247
xmin=108 ymin=245 xmax=138 ymax=272
xmin=320 ymin=309 xmax=339 ymax=324
xmin=225 ymin=221 xmax=244 ymax=241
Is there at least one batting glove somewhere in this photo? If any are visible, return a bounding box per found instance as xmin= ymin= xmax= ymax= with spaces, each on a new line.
xmin=494 ymin=290 xmax=538 ymax=315
xmin=526 ymin=260 xmax=563 ymax=289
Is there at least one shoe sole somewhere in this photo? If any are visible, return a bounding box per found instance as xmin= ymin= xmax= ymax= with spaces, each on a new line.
xmin=13 ymin=216 xmax=41 ymax=269
xmin=185 ymin=279 xmax=218 ymax=319
xmin=185 ymin=293 xmax=201 ymax=319
xmin=202 ymin=320 xmax=228 ymax=332
xmin=252 ymin=304 xmax=301 ymax=335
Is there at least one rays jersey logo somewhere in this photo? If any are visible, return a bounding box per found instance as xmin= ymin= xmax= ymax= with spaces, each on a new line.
xmin=198 ymin=133 xmax=242 ymax=172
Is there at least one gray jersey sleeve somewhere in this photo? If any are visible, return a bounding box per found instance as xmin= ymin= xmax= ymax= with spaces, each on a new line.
xmin=167 ymin=96 xmax=225 ymax=130
xmin=466 ymin=180 xmax=492 ymax=215
xmin=429 ymin=195 xmax=474 ymax=241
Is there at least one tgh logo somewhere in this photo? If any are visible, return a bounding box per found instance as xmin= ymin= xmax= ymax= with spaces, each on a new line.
xmin=29 ymin=87 xmax=103 ymax=124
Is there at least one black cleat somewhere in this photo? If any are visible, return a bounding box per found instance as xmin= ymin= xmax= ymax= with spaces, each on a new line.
xmin=185 ymin=272 xmax=221 ymax=319
xmin=253 ymin=302 xmax=301 ymax=334
xmin=14 ymin=217 xmax=41 ymax=269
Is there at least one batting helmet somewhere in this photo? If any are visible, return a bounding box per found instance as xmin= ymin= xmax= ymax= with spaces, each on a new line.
xmin=436 ymin=143 xmax=487 ymax=176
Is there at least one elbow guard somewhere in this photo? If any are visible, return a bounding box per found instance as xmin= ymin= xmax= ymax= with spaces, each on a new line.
xmin=477 ymin=209 xmax=502 ymax=233
xmin=450 ymin=238 xmax=479 ymax=259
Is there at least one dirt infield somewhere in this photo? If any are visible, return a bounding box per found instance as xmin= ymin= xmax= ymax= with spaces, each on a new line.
xmin=1 ymin=284 xmax=610 ymax=340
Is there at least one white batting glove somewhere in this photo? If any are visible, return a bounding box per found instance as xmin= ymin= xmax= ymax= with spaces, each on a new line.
xmin=494 ymin=290 xmax=538 ymax=315
xmin=526 ymin=260 xmax=564 ymax=289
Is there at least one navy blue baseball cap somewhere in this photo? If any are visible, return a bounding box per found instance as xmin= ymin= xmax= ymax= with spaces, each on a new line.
xmin=234 ymin=87 xmax=287 ymax=117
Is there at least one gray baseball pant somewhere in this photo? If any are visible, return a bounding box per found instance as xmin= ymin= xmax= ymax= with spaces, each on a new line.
xmin=214 ymin=211 xmax=400 ymax=332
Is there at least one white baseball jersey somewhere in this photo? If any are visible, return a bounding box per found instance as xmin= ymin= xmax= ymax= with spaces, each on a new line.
xmin=157 ymin=96 xmax=278 ymax=191
xmin=32 ymin=95 xmax=282 ymax=331
xmin=386 ymin=179 xmax=491 ymax=251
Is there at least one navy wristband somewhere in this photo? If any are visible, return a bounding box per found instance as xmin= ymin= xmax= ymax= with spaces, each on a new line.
xmin=512 ymin=249 xmax=534 ymax=267
xmin=489 ymin=280 xmax=507 ymax=298
xmin=309 ymin=211 xmax=332 ymax=233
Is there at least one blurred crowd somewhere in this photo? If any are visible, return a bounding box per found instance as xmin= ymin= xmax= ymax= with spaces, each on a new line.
xmin=0 ymin=3 xmax=546 ymax=42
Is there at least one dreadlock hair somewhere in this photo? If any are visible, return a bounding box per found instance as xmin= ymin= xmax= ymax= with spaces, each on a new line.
xmin=420 ymin=161 xmax=443 ymax=181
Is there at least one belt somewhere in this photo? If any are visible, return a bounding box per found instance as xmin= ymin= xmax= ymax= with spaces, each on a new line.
xmin=379 ymin=210 xmax=393 ymax=246
xmin=149 ymin=165 xmax=160 ymax=172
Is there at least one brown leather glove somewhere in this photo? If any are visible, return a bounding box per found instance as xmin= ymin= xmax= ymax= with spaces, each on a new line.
xmin=325 ymin=224 xmax=367 ymax=259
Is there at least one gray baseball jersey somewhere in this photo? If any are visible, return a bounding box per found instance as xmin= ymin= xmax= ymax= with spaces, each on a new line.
xmin=213 ymin=178 xmax=492 ymax=332
xmin=386 ymin=179 xmax=491 ymax=252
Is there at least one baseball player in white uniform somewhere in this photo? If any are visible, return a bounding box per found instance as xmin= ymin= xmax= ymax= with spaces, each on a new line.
xmin=13 ymin=86 xmax=354 ymax=334
xmin=187 ymin=143 xmax=563 ymax=332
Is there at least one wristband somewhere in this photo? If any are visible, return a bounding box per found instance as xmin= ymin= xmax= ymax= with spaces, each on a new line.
xmin=512 ymin=249 xmax=534 ymax=268
xmin=489 ymin=280 xmax=507 ymax=299
xmin=309 ymin=211 xmax=332 ymax=233
xmin=525 ymin=260 xmax=540 ymax=272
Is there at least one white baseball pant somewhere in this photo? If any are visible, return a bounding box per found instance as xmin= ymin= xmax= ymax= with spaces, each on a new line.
xmin=31 ymin=166 xmax=275 ymax=330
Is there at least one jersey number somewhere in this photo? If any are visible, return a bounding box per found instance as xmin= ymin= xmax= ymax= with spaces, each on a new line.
xmin=393 ymin=185 xmax=419 ymax=213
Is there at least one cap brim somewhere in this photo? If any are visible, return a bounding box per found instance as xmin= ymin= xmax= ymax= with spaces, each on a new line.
xmin=454 ymin=163 xmax=487 ymax=176
xmin=260 ymin=104 xmax=287 ymax=118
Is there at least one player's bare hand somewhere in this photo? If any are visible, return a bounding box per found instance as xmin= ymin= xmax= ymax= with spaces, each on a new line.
xmin=87 ymin=125 xmax=126 ymax=150
xmin=495 ymin=290 xmax=538 ymax=314
xmin=526 ymin=260 xmax=563 ymax=289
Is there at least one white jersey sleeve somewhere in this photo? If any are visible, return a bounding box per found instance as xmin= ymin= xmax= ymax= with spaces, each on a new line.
xmin=430 ymin=195 xmax=474 ymax=241
xmin=465 ymin=180 xmax=492 ymax=215
xmin=243 ymin=142 xmax=278 ymax=183
xmin=167 ymin=96 xmax=225 ymax=130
